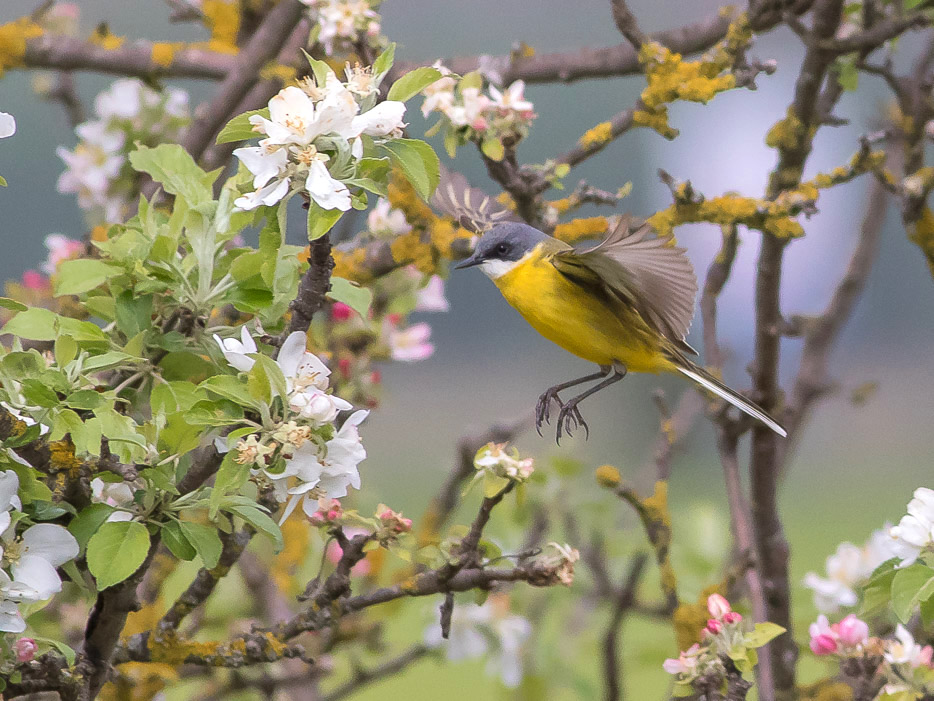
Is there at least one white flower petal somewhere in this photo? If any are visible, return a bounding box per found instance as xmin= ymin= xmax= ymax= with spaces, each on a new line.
xmin=21 ymin=523 xmax=79 ymax=566
xmin=306 ymin=159 xmax=351 ymax=211
xmin=0 ymin=112 xmax=16 ymax=139
xmin=12 ymin=554 xmax=63 ymax=599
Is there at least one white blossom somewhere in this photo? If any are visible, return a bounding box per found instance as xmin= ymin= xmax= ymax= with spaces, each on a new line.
xmin=884 ymin=624 xmax=934 ymax=668
xmin=804 ymin=525 xmax=900 ymax=612
xmin=0 ymin=112 xmax=15 ymax=139
xmin=0 ymin=471 xmax=22 ymax=544
xmin=414 ymin=274 xmax=449 ymax=312
xmin=90 ymin=478 xmax=135 ymax=522
xmin=387 ymin=321 xmax=434 ymax=362
xmin=425 ymin=596 xmax=532 ymax=688
xmin=488 ymin=81 xmax=534 ymax=113
xmin=367 ymin=198 xmax=411 ymax=237
xmin=213 ymin=325 xmax=259 ymax=372
xmin=890 ymin=488 xmax=934 ymax=567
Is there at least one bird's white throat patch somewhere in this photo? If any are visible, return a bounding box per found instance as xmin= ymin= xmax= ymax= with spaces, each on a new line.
xmin=478 ymin=259 xmax=520 ymax=279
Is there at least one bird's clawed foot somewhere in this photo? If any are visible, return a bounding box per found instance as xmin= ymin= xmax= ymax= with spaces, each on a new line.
xmin=534 ymin=388 xmax=563 ymax=436
xmin=555 ymin=400 xmax=589 ymax=443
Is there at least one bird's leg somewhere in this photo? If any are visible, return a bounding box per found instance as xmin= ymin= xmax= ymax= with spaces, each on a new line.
xmin=556 ymin=364 xmax=628 ymax=443
xmin=535 ymin=366 xmax=611 ymax=435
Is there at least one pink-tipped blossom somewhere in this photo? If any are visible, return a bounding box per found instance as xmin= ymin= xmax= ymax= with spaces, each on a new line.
xmin=707 ymin=593 xmax=731 ymax=619
xmin=724 ymin=612 xmax=742 ymax=625
xmin=388 ymin=321 xmax=434 ymax=362
xmin=810 ymin=633 xmax=839 ymax=656
xmin=14 ymin=637 xmax=38 ymax=662
xmin=331 ymin=302 xmax=354 ymax=322
xmin=42 ymin=234 xmax=84 ymax=275
xmin=836 ymin=614 xmax=869 ymax=647
xmin=21 ymin=270 xmax=48 ymax=290
xmin=706 ymin=618 xmax=723 ymax=634
xmin=663 ymin=644 xmax=701 ymax=676
xmin=414 ymin=274 xmax=450 ymax=312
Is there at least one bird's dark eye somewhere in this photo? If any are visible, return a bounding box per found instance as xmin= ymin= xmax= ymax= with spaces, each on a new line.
xmin=495 ymin=242 xmax=510 ymax=256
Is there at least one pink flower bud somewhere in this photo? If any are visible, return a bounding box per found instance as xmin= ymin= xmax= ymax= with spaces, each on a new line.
xmin=471 ymin=116 xmax=489 ymax=131
xmin=810 ymin=633 xmax=838 ymax=656
xmin=21 ymin=270 xmax=47 ymax=290
xmin=921 ymin=645 xmax=934 ymax=668
xmin=326 ymin=509 xmax=341 ymax=521
xmin=706 ymin=618 xmax=723 ymax=634
xmin=724 ymin=611 xmax=742 ymax=625
xmin=308 ymin=511 xmax=327 ymax=527
xmin=338 ymin=357 xmax=352 ymax=379
xmin=707 ymin=593 xmax=731 ymax=619
xmin=331 ymin=302 xmax=353 ymax=322
xmin=15 ymin=638 xmax=37 ymax=662
xmin=835 ymin=614 xmax=869 ymax=647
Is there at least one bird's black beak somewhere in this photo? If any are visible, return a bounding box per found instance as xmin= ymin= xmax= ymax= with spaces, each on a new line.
xmin=454 ymin=253 xmax=482 ymax=270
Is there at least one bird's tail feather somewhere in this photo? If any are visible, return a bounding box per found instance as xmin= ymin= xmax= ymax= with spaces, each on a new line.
xmin=674 ymin=362 xmax=787 ymax=437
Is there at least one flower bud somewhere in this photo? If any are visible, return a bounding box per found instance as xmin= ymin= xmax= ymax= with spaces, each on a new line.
xmin=836 ymin=614 xmax=869 ymax=647
xmin=723 ymin=611 xmax=742 ymax=625
xmin=338 ymin=357 xmax=352 ymax=379
xmin=15 ymin=637 xmax=38 ymax=662
xmin=707 ymin=593 xmax=731 ymax=619
xmin=331 ymin=302 xmax=353 ymax=322
xmin=810 ymin=633 xmax=838 ymax=656
xmin=706 ymin=618 xmax=723 ymax=634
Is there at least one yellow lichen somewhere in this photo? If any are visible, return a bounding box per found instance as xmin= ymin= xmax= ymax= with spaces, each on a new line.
xmin=578 ymin=121 xmax=613 ymax=150
xmin=0 ymin=17 xmax=43 ymax=76
xmin=271 ymin=512 xmax=310 ymax=596
xmin=635 ymin=16 xmax=751 ymax=140
xmin=332 ymin=247 xmax=369 ymax=282
xmin=594 ymin=464 xmax=621 ymax=488
xmin=910 ymin=206 xmax=934 ymax=280
xmin=49 ymin=438 xmax=82 ymax=478
xmin=798 ymin=680 xmax=855 ymax=701
xmin=102 ymin=662 xmax=178 ymax=701
xmin=150 ymin=42 xmax=180 ymax=68
xmin=553 ymin=216 xmax=609 ymax=244
xmin=765 ymin=107 xmax=810 ymax=152
xmin=89 ymin=26 xmax=125 ymax=51
xmin=259 ymin=62 xmax=297 ymax=85
xmin=202 ymin=0 xmax=240 ymax=54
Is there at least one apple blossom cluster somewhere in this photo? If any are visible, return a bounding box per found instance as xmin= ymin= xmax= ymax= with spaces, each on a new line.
xmin=663 ymin=594 xmax=784 ymax=694
xmin=808 ymin=614 xmax=934 ymax=697
xmin=889 ymin=487 xmax=934 ymax=567
xmin=321 ymin=253 xmax=448 ymax=405
xmin=424 ymin=592 xmax=532 ymax=688
xmin=421 ymin=64 xmax=537 ymax=159
xmin=803 ymin=525 xmax=898 ymax=612
xmin=298 ymin=0 xmax=384 ymax=56
xmin=232 ymin=67 xmax=405 ymax=212
xmin=0 ymin=471 xmax=79 ymax=633
xmin=56 ymin=79 xmax=190 ymax=225
xmin=214 ymin=329 xmax=368 ymax=522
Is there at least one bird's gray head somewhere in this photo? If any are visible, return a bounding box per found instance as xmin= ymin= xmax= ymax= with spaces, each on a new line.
xmin=454 ymin=222 xmax=549 ymax=279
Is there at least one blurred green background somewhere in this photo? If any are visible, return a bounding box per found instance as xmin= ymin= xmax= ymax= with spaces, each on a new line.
xmin=2 ymin=0 xmax=934 ymax=697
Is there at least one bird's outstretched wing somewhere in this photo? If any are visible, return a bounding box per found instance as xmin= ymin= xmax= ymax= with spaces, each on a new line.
xmin=431 ymin=165 xmax=516 ymax=233
xmin=551 ymin=217 xmax=699 ymax=353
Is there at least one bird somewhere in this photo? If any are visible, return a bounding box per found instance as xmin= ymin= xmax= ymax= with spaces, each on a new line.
xmin=433 ymin=169 xmax=786 ymax=442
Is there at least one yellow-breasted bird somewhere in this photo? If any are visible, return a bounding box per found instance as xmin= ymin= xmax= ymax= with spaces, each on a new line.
xmin=434 ymin=169 xmax=786 ymax=441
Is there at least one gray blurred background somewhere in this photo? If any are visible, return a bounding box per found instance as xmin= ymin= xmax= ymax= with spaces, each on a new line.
xmin=2 ymin=0 xmax=933 ymax=662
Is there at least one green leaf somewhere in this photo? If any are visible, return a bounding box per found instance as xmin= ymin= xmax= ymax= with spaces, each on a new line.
xmin=0 ymin=297 xmax=27 ymax=312
xmin=87 ymin=521 xmax=151 ymax=590
xmin=32 ymin=637 xmax=77 ymax=665
xmin=372 ymin=42 xmax=396 ymax=78
xmin=68 ymin=503 xmax=116 ymax=553
xmin=307 ymin=201 xmax=343 ymax=241
xmin=53 ymin=259 xmax=121 ymax=297
xmin=210 ymin=450 xmax=251 ymax=518
xmin=54 ymin=334 xmax=78 ymax=366
xmin=481 ymin=136 xmax=505 ymax=162
xmin=21 ymin=379 xmax=60 ymax=408
xmin=251 ymin=354 xmax=288 ymax=401
xmin=2 ymin=461 xmax=53 ymax=504
xmin=114 ymin=292 xmax=153 ymax=339
xmin=65 ymin=390 xmax=105 ymax=411
xmin=387 ymin=67 xmax=443 ymax=102
xmin=216 ymin=108 xmax=270 ymax=144
xmin=200 ymin=375 xmax=262 ymax=410
xmin=327 ymin=277 xmax=372 ymax=318
xmin=891 ymin=563 xmax=934 ymax=622
xmin=379 ymin=139 xmax=440 ymax=201
xmin=161 ymin=520 xmax=197 ymax=561
xmin=227 ymin=504 xmax=283 ymax=551
xmin=744 ymin=622 xmax=786 ymax=648
xmin=836 ymin=59 xmax=859 ymax=91
xmin=128 ymin=144 xmax=217 ymax=206
xmin=179 ymin=521 xmax=223 ymax=568
xmin=0 ymin=174 xmax=6 ymax=187
xmin=2 ymin=307 xmax=59 ymax=341
xmin=302 ymin=49 xmax=333 ymax=87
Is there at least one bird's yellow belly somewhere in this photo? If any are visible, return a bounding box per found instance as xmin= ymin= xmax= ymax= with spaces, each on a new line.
xmin=494 ymin=254 xmax=668 ymax=373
